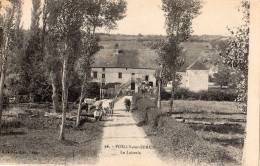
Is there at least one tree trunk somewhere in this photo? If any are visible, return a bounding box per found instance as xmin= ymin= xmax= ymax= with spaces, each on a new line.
xmin=51 ymin=70 xmax=59 ymax=113
xmin=0 ymin=58 xmax=7 ymax=131
xmin=169 ymin=72 xmax=176 ymax=112
xmin=75 ymin=84 xmax=84 ymax=128
xmin=59 ymin=56 xmax=68 ymax=141
xmin=242 ymin=4 xmax=259 ymax=165
xmin=157 ymin=79 xmax=161 ymax=109
xmin=157 ymin=67 xmax=162 ymax=109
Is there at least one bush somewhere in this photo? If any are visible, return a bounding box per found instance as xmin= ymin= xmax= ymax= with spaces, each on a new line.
xmin=132 ymin=93 xmax=144 ymax=110
xmin=147 ymin=107 xmax=168 ymax=128
xmin=161 ymin=88 xmax=238 ymax=101
xmin=1 ymin=119 xmax=22 ymax=129
xmin=132 ymin=94 xmax=168 ymax=128
xmin=132 ymin=96 xmax=235 ymax=163
xmin=156 ymin=117 xmax=234 ymax=163
xmin=161 ymin=90 xmax=172 ymax=100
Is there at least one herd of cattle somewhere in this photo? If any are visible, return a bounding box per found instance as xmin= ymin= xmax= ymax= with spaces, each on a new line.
xmin=83 ymin=98 xmax=115 ymax=121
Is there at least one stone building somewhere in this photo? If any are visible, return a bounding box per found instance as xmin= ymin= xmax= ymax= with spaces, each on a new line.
xmin=91 ymin=49 xmax=158 ymax=95
xmin=166 ymin=60 xmax=209 ymax=92
xmin=91 ymin=48 xmax=209 ymax=95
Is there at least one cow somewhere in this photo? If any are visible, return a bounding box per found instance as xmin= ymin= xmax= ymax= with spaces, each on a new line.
xmin=84 ymin=98 xmax=96 ymax=105
xmin=93 ymin=100 xmax=103 ymax=109
xmin=81 ymin=102 xmax=88 ymax=113
xmin=94 ymin=109 xmax=103 ymax=121
xmin=102 ymin=99 xmax=114 ymax=116
xmin=102 ymin=99 xmax=113 ymax=115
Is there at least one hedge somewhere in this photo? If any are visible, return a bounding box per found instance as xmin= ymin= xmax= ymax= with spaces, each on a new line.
xmin=161 ymin=88 xmax=238 ymax=101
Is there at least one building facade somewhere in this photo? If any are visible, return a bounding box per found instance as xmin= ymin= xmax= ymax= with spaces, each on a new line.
xmin=91 ymin=67 xmax=157 ymax=93
xmin=91 ymin=48 xmax=209 ymax=95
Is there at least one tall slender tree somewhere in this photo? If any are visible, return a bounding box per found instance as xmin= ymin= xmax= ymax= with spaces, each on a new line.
xmin=75 ymin=0 xmax=127 ymax=127
xmin=17 ymin=0 xmax=52 ymax=102
xmin=0 ymin=0 xmax=23 ymax=130
xmin=43 ymin=0 xmax=62 ymax=113
xmin=48 ymin=0 xmax=85 ymax=141
xmin=158 ymin=0 xmax=202 ymax=111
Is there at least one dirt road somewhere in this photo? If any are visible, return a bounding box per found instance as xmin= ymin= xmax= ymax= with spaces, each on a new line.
xmin=97 ymin=96 xmax=164 ymax=166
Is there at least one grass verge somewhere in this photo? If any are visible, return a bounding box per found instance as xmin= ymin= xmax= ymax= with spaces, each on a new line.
xmin=132 ymin=94 xmax=243 ymax=165
xmin=0 ymin=107 xmax=105 ymax=165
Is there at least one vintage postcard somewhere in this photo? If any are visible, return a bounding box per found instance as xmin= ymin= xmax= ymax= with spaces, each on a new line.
xmin=0 ymin=0 xmax=259 ymax=166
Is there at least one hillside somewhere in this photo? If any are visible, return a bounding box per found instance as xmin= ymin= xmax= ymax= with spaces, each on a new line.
xmin=98 ymin=34 xmax=227 ymax=74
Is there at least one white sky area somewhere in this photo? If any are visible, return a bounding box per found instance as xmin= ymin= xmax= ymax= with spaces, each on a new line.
xmin=20 ymin=0 xmax=244 ymax=36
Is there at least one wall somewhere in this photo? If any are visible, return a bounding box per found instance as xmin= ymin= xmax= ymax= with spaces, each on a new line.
xmin=166 ymin=72 xmax=186 ymax=90
xmin=186 ymin=70 xmax=209 ymax=92
xmin=91 ymin=67 xmax=157 ymax=92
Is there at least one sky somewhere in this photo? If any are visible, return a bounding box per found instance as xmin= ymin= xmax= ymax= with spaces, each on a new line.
xmin=20 ymin=0 xmax=244 ymax=36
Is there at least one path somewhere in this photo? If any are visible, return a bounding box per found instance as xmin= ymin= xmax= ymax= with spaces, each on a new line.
xmin=97 ymin=96 xmax=164 ymax=166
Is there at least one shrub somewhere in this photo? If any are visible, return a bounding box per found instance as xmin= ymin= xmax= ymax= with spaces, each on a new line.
xmin=161 ymin=89 xmax=171 ymax=100
xmin=146 ymin=107 xmax=168 ymax=128
xmin=132 ymin=96 xmax=235 ymax=164
xmin=132 ymin=93 xmax=144 ymax=110
xmin=1 ymin=119 xmax=22 ymax=129
xmin=156 ymin=117 xmax=234 ymax=163
xmin=132 ymin=94 xmax=168 ymax=128
xmin=161 ymin=88 xmax=238 ymax=101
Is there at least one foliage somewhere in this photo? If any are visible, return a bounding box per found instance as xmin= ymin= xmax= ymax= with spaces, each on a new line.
xmin=132 ymin=96 xmax=235 ymax=163
xmin=157 ymin=0 xmax=202 ymax=111
xmin=4 ymin=1 xmax=25 ymax=97
xmin=74 ymin=0 xmax=126 ymax=127
xmin=213 ymin=65 xmax=231 ymax=88
xmin=85 ymin=82 xmax=100 ymax=99
xmin=7 ymin=0 xmax=53 ymax=101
xmin=0 ymin=0 xmax=24 ymax=128
xmin=220 ymin=1 xmax=249 ymax=112
xmin=160 ymin=88 xmax=238 ymax=101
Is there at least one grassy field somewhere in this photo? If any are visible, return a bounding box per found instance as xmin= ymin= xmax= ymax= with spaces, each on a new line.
xmin=161 ymin=100 xmax=245 ymax=165
xmin=161 ymin=100 xmax=243 ymax=114
xmin=0 ymin=106 xmax=105 ymax=165
xmin=132 ymin=96 xmax=245 ymax=166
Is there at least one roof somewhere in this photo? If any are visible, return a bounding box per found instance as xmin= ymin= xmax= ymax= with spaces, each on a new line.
xmin=92 ymin=41 xmax=209 ymax=71
xmin=186 ymin=60 xmax=208 ymax=70
xmin=92 ymin=49 xmax=159 ymax=69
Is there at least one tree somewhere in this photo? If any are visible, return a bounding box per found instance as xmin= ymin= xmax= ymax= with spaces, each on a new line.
xmin=75 ymin=35 xmax=100 ymax=127
xmin=14 ymin=0 xmax=52 ymax=102
xmin=75 ymin=0 xmax=127 ymax=127
xmin=0 ymin=0 xmax=23 ymax=130
xmin=220 ymin=1 xmax=249 ymax=112
xmin=47 ymin=0 xmax=86 ymax=141
xmin=213 ymin=65 xmax=231 ymax=89
xmin=4 ymin=0 xmax=24 ymax=99
xmin=158 ymin=0 xmax=202 ymax=111
xmin=43 ymin=0 xmax=63 ymax=112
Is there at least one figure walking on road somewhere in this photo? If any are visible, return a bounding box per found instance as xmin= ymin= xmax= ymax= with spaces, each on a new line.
xmin=124 ymin=98 xmax=131 ymax=112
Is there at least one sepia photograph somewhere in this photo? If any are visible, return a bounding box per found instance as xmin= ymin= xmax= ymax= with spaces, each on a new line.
xmin=0 ymin=0 xmax=259 ymax=165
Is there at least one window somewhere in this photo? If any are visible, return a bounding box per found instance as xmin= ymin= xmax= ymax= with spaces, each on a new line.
xmin=149 ymin=82 xmax=153 ymax=87
xmin=118 ymin=72 xmax=122 ymax=79
xmin=132 ymin=73 xmax=135 ymax=75
xmin=131 ymin=83 xmax=135 ymax=90
xmin=93 ymin=71 xmax=97 ymax=79
xmin=145 ymin=75 xmax=149 ymax=81
xmin=102 ymin=74 xmax=105 ymax=78
xmin=102 ymin=68 xmax=105 ymax=71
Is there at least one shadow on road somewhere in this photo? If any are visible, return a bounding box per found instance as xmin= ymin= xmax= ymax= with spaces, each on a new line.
xmin=103 ymin=122 xmax=137 ymax=128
